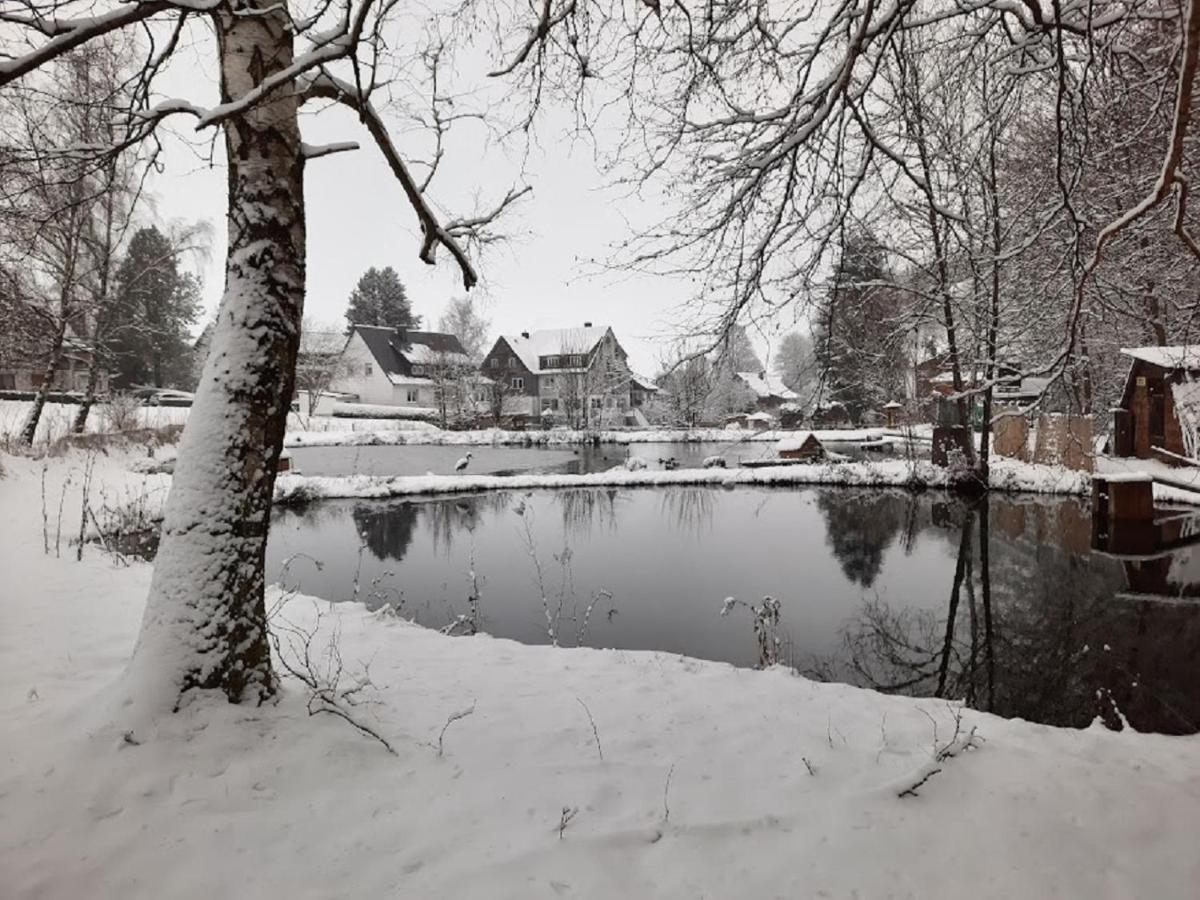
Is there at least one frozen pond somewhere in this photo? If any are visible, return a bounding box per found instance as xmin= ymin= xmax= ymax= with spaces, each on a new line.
xmin=266 ymin=485 xmax=1200 ymax=735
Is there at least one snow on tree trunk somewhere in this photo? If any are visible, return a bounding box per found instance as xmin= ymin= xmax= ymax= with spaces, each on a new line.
xmin=125 ymin=6 xmax=304 ymax=712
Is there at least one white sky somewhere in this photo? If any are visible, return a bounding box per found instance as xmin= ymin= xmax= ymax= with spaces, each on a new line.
xmin=142 ymin=15 xmax=798 ymax=378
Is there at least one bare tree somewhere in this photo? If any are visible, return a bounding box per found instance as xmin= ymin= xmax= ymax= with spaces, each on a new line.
xmin=294 ymin=320 xmax=350 ymax=419
xmin=1 ymin=0 xmax=527 ymax=713
xmin=438 ymin=296 xmax=490 ymax=361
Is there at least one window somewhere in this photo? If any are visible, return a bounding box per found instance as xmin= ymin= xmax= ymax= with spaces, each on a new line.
xmin=542 ymin=376 xmax=555 ymax=389
xmin=0 ymin=373 xmax=14 ymax=390
xmin=412 ymin=365 xmax=425 ymax=376
xmin=541 ymin=398 xmax=559 ymax=411
xmin=489 ymin=358 xmax=499 ymax=369
xmin=591 ymin=397 xmax=602 ymax=409
xmin=511 ymin=376 xmax=524 ymax=390
xmin=570 ymin=354 xmax=584 ymax=367
xmin=364 ymin=363 xmax=372 ymax=376
xmin=605 ymin=396 xmax=614 ymax=408
xmin=406 ymin=389 xmax=419 ymax=403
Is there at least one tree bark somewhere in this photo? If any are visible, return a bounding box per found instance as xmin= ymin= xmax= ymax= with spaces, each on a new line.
xmin=125 ymin=3 xmax=305 ymax=712
xmin=20 ymin=315 xmax=69 ymax=445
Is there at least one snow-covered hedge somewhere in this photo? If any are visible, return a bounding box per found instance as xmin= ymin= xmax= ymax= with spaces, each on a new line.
xmin=330 ymin=402 xmax=439 ymax=420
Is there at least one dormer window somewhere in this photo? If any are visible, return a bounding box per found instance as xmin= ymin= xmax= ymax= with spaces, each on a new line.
xmin=364 ymin=363 xmax=372 ymax=376
xmin=413 ymin=365 xmax=425 ymax=376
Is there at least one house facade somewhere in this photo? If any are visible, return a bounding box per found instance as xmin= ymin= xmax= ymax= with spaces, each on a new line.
xmin=479 ymin=324 xmax=654 ymax=426
xmin=329 ymin=324 xmax=476 ymax=414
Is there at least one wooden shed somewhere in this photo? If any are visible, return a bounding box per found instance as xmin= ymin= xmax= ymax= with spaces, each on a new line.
xmin=1113 ymin=347 xmax=1200 ymax=462
xmin=777 ymin=432 xmax=825 ymax=460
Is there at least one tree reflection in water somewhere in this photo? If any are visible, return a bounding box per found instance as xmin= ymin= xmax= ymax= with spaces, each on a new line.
xmin=813 ymin=495 xmax=1200 ymax=735
xmin=815 ymin=490 xmax=909 ymax=588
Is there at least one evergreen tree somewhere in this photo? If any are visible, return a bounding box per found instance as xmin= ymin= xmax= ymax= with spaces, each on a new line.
xmin=814 ymin=230 xmax=908 ymax=422
xmin=108 ymin=226 xmax=201 ymax=388
xmin=345 ymin=266 xmax=418 ymax=330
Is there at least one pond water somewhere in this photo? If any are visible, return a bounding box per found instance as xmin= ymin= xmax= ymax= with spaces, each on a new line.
xmin=286 ymin=438 xmax=899 ymax=478
xmin=266 ymin=484 xmax=1200 ymax=735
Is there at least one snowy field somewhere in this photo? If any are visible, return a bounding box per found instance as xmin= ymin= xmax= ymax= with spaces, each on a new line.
xmin=2 ymin=446 xmax=1199 ymax=899
xmin=0 ymin=399 xmax=440 ymax=447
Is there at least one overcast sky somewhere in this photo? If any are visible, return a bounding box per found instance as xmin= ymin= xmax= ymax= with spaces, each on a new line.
xmin=144 ymin=22 xmax=800 ymax=378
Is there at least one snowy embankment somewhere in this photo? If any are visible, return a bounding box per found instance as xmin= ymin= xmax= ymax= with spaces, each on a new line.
xmin=285 ymin=425 xmax=792 ymax=448
xmin=277 ymin=457 xmax=1091 ymax=503
xmin=283 ymin=425 xmax=932 ymax=449
xmin=2 ymin=447 xmax=1198 ymax=899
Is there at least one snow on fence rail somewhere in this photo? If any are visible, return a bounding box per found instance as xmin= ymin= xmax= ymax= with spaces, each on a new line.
xmin=275 ymin=458 xmax=1091 ymax=504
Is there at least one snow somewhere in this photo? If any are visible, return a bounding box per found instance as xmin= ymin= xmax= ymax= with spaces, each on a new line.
xmin=331 ymin=401 xmax=438 ymax=419
xmin=1 ymin=447 xmax=1198 ymax=899
xmin=1095 ymin=456 xmax=1200 ymax=505
xmin=0 ymin=399 xmax=190 ymax=445
xmin=1170 ymin=380 xmax=1200 ymax=459
xmin=735 ymin=370 xmax=797 ymax=400
xmin=502 ymin=326 xmax=608 ymax=373
xmin=776 ymin=431 xmax=819 ymax=452
xmin=276 ymin=457 xmax=1091 ymax=503
xmin=1120 ymin=345 xmax=1200 ymax=370
xmin=282 ymin=426 xmax=914 ymax=449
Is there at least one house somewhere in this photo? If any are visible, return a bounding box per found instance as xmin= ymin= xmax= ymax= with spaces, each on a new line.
xmin=479 ymin=324 xmax=649 ymax=427
xmin=329 ymin=324 xmax=474 ymax=413
xmin=1112 ymin=346 xmax=1200 ymax=462
xmin=732 ymin=371 xmax=798 ymax=413
xmin=0 ymin=304 xmax=109 ymax=397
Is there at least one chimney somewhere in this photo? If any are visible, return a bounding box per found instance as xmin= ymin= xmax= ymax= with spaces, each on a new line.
xmin=584 ymin=321 xmax=592 ymax=328
xmin=521 ymin=331 xmax=530 ymax=339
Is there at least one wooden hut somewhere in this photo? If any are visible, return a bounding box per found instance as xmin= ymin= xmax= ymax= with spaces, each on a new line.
xmin=777 ymin=432 xmax=825 ymax=460
xmin=1113 ymin=347 xmax=1200 ymax=462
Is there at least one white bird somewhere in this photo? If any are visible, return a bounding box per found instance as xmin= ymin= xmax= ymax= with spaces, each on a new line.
xmin=455 ymin=452 xmax=473 ymax=473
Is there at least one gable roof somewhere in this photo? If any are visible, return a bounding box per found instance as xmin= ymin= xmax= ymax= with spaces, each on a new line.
xmin=351 ymin=324 xmax=469 ymax=380
xmin=735 ymin=371 xmax=798 ymax=400
xmin=501 ymin=326 xmax=612 ymax=374
xmin=1120 ymin=346 xmax=1200 ymax=370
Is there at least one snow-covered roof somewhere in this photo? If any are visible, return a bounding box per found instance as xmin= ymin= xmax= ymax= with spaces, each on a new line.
xmin=735 ymin=371 xmax=798 ymax=400
xmin=776 ymin=431 xmax=821 ymax=452
xmin=352 ymin=325 xmax=470 ymax=377
xmin=1121 ymin=346 xmax=1200 ymax=370
xmin=501 ymin=326 xmax=610 ymax=374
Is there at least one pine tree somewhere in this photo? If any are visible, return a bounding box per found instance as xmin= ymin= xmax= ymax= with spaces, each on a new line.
xmin=345 ymin=266 xmax=418 ymax=330
xmin=108 ymin=226 xmax=201 ymax=388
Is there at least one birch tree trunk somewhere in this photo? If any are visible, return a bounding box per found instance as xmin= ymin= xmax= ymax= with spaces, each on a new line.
xmin=126 ymin=3 xmax=304 ymax=712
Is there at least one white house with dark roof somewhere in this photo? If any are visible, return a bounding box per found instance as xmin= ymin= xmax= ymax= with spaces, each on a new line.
xmin=329 ymin=324 xmax=474 ymax=410
xmin=480 ymin=323 xmax=655 ymax=426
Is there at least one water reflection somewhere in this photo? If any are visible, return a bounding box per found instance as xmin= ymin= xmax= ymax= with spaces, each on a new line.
xmin=816 ymin=491 xmax=909 ymax=588
xmin=266 ymin=486 xmax=1200 ymax=735
xmin=814 ymin=497 xmax=1200 ymax=734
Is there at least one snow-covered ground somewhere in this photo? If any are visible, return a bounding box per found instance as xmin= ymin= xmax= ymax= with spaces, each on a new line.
xmin=276 ymin=456 xmax=1091 ymax=503
xmin=0 ymin=399 xmax=191 ymax=446
xmin=2 ymin=446 xmax=1198 ymax=899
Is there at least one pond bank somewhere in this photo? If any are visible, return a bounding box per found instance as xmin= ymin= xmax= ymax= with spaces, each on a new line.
xmin=275 ymin=457 xmax=1089 ymax=503
xmin=283 ymin=425 xmax=927 ymax=449
xmin=2 ymin=448 xmax=1198 ymax=899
